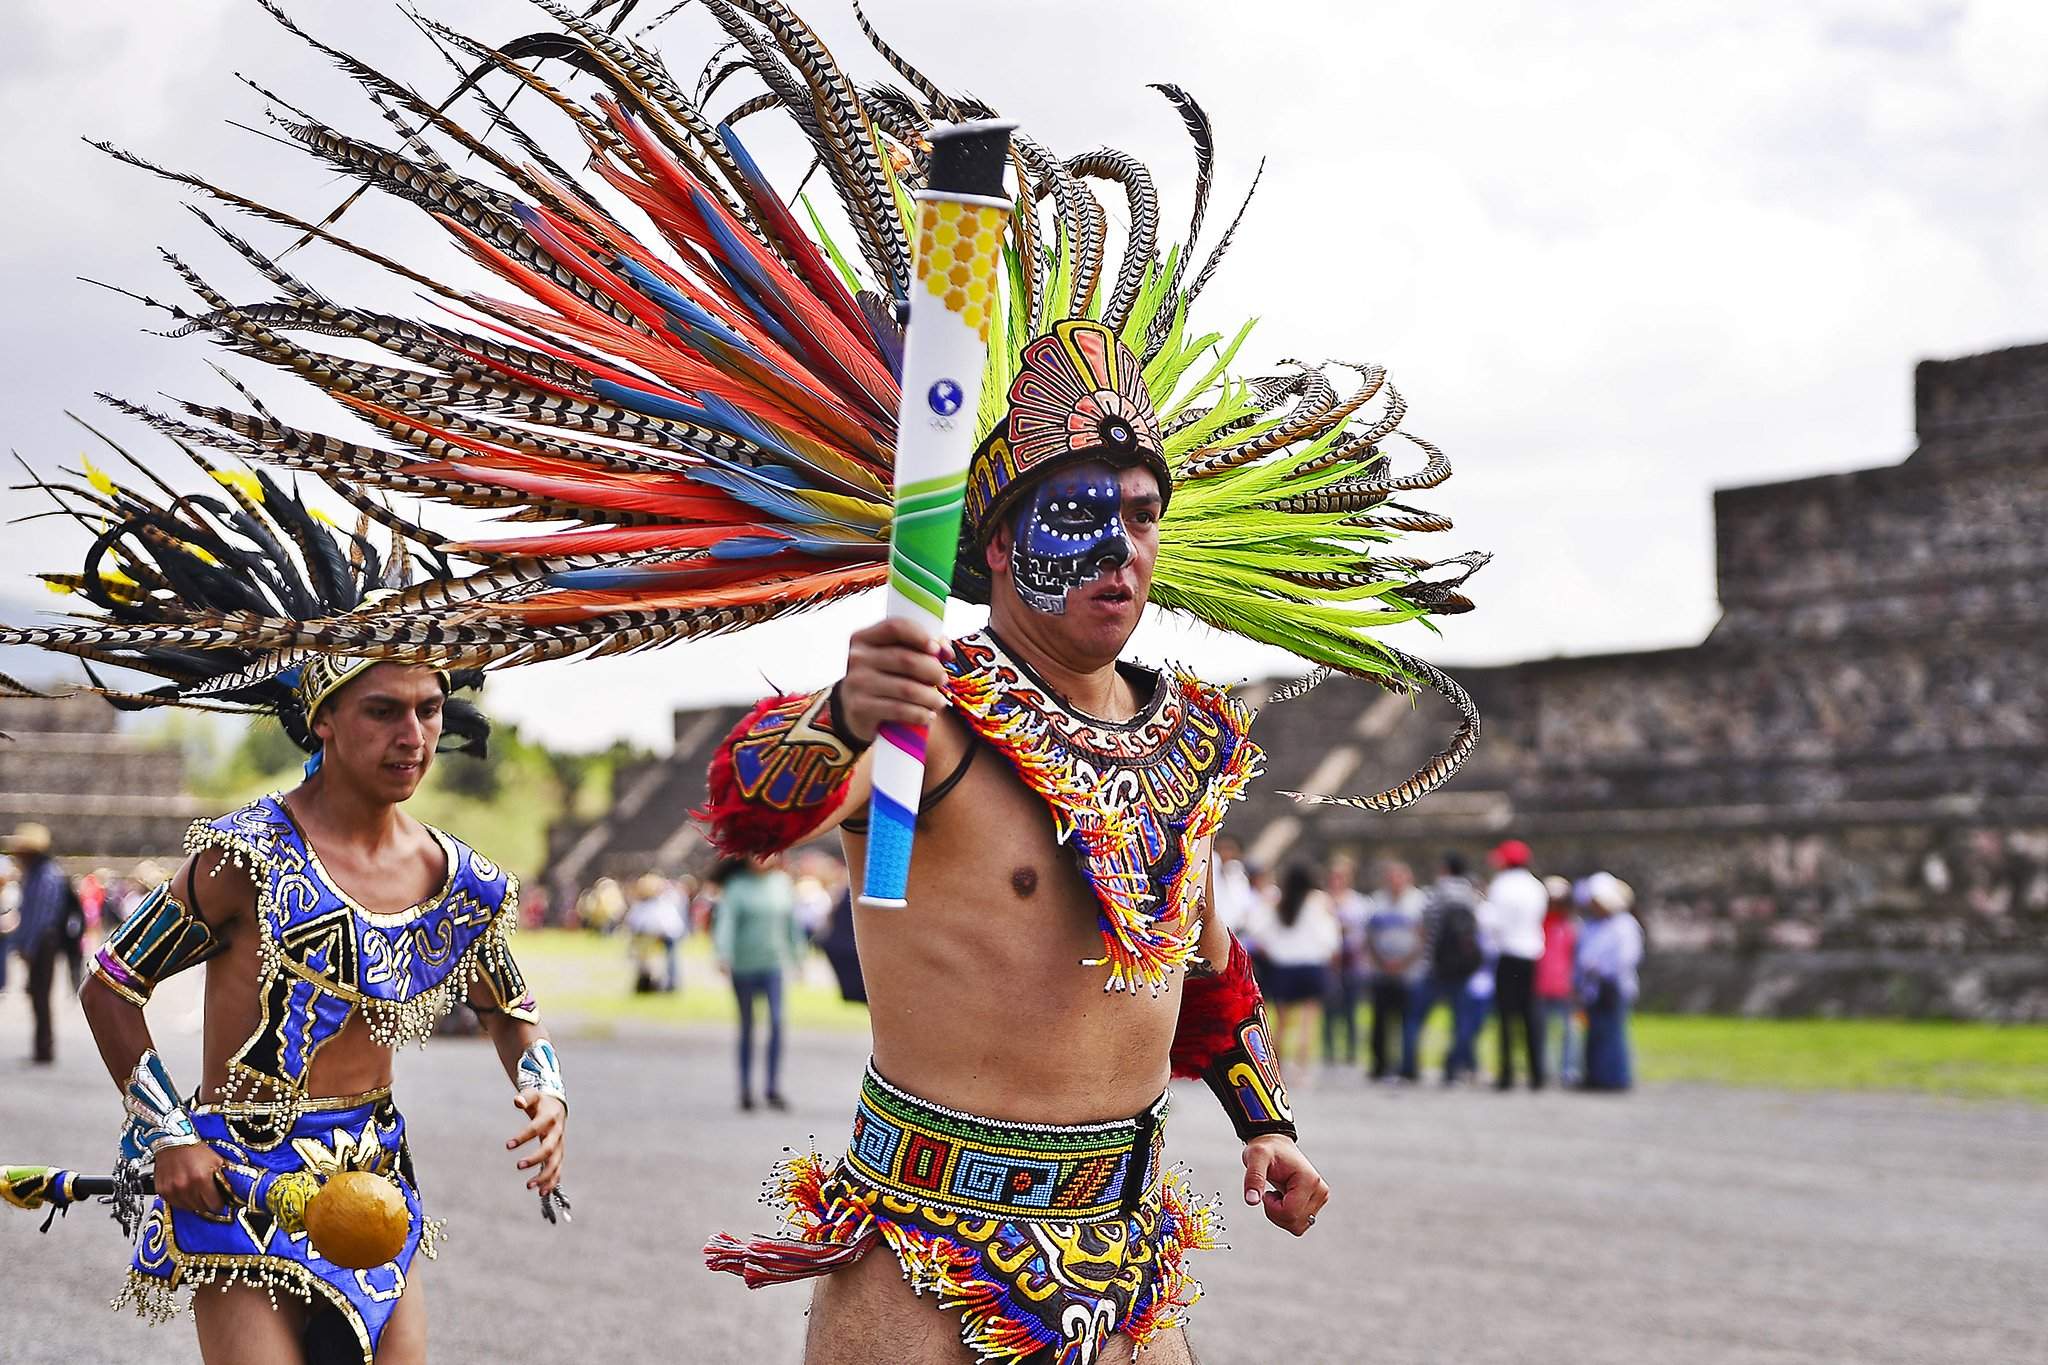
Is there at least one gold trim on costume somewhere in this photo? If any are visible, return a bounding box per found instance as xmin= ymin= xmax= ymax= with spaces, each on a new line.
xmin=273 ymin=798 xmax=458 ymax=929
xmin=185 ymin=802 xmax=524 ymax=1150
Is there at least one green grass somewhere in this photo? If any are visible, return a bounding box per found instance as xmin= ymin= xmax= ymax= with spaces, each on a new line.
xmin=1398 ymin=1009 xmax=2048 ymax=1103
xmin=515 ymin=928 xmax=873 ymax=1038
xmin=1630 ymin=1014 xmax=2048 ymax=1103
xmin=513 ymin=930 xmax=2048 ymax=1103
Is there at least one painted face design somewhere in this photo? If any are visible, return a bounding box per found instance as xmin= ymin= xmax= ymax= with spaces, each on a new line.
xmin=1009 ymin=464 xmax=1132 ymax=615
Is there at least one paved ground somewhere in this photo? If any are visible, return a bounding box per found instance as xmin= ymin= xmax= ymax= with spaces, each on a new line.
xmin=2 ymin=979 xmax=2044 ymax=1365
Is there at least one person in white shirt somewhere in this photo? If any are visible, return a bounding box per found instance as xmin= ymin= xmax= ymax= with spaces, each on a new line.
xmin=1208 ymin=834 xmax=1259 ymax=938
xmin=625 ymin=873 xmax=688 ymax=992
xmin=1246 ymin=864 xmax=1341 ymax=1072
xmin=1574 ymin=872 xmax=1644 ymax=1091
xmin=1482 ymin=839 xmax=1551 ymax=1090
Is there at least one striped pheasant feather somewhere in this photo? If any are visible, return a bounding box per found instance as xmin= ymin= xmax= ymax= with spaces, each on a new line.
xmin=4 ymin=0 xmax=1484 ymax=812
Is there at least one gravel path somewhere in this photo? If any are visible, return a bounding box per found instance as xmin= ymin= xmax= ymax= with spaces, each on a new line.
xmin=3 ymin=982 xmax=2042 ymax=1364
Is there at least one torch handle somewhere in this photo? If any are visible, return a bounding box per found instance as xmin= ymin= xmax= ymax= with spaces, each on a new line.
xmin=858 ymin=120 xmax=1015 ymax=908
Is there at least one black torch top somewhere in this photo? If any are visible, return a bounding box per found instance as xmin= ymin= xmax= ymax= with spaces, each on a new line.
xmin=924 ymin=120 xmax=1016 ymax=201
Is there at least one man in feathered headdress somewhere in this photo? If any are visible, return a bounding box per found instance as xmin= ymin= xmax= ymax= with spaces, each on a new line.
xmin=4 ymin=456 xmax=571 ymax=1365
xmin=701 ymin=321 xmax=1333 ymax=1363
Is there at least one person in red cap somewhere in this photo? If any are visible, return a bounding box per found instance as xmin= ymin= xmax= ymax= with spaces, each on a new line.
xmin=1482 ymin=839 xmax=1550 ymax=1089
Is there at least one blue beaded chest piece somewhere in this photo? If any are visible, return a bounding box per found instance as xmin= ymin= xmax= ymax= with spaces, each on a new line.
xmin=185 ymin=794 xmax=523 ymax=1148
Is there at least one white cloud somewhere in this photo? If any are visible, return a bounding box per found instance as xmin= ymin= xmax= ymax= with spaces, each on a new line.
xmin=2 ymin=0 xmax=2044 ymax=751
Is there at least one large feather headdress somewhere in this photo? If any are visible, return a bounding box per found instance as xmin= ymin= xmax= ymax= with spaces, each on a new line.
xmin=1 ymin=0 xmax=1485 ymax=811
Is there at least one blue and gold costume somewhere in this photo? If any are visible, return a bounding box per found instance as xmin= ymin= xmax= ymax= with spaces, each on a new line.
xmin=97 ymin=796 xmax=526 ymax=1363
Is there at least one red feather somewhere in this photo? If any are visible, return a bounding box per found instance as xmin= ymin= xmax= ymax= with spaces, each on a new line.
xmin=1171 ymin=935 xmax=1264 ymax=1079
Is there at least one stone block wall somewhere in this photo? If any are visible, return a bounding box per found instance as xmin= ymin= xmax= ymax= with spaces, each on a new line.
xmin=571 ymin=342 xmax=2048 ymax=1018
xmin=0 ymin=695 xmax=206 ymax=866
xmin=1911 ymin=340 xmax=2048 ymax=461
xmin=1264 ymin=341 xmax=2048 ymax=1019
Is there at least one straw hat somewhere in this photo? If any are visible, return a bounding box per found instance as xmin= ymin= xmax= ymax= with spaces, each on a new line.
xmin=1577 ymin=871 xmax=1636 ymax=913
xmin=3 ymin=823 xmax=53 ymax=856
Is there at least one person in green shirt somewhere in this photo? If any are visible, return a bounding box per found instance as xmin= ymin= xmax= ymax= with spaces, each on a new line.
xmin=710 ymin=855 xmax=806 ymax=1111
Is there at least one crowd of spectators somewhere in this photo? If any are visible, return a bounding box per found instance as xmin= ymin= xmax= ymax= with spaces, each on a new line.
xmin=1213 ymin=836 xmax=1645 ymax=1092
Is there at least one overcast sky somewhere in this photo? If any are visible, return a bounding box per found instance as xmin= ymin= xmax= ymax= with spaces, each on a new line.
xmin=3 ymin=1 xmax=2045 ymax=751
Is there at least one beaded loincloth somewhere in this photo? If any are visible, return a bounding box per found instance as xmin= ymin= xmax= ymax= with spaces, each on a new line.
xmin=115 ymin=1091 xmax=436 ymax=1365
xmin=707 ymin=1065 xmax=1219 ymax=1365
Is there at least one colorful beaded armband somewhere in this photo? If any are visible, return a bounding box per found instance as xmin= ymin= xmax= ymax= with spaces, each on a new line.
xmin=1171 ymin=935 xmax=1297 ymax=1143
xmin=699 ymin=686 xmax=866 ymax=855
xmin=91 ymin=881 xmax=225 ymax=1006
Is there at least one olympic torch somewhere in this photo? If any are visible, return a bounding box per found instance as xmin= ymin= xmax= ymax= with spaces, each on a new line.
xmin=860 ymin=120 xmax=1016 ymax=908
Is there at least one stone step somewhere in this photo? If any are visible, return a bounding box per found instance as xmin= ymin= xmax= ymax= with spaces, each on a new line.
xmin=0 ymin=694 xmax=121 ymax=735
xmin=0 ymin=792 xmax=209 ymax=818
xmin=0 ymin=730 xmax=171 ymax=751
xmin=0 ymin=746 xmax=187 ymax=794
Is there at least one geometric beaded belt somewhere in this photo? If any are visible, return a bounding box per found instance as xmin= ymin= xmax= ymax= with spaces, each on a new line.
xmin=844 ymin=1063 xmax=1168 ymax=1222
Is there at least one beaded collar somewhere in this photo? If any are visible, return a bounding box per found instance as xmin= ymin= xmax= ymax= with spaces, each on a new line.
xmin=185 ymin=794 xmax=520 ymax=1148
xmin=941 ymin=630 xmax=1262 ymax=994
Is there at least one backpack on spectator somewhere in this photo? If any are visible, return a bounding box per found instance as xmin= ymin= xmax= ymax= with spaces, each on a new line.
xmin=61 ymin=877 xmax=87 ymax=942
xmin=1432 ymin=902 xmax=1483 ymax=980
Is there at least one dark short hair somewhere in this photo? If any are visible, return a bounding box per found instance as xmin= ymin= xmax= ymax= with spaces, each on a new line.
xmin=1441 ymin=851 xmax=1468 ymax=878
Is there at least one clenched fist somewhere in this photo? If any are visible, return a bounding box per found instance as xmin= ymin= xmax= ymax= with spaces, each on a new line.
xmin=155 ymin=1141 xmax=229 ymax=1215
xmin=836 ymin=619 xmax=953 ymax=743
xmin=1243 ymin=1134 xmax=1330 ymax=1237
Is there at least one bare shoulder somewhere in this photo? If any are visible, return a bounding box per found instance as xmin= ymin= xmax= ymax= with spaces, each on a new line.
xmin=398 ymin=812 xmax=451 ymax=882
xmin=925 ymin=703 xmax=973 ymax=777
xmin=176 ymin=845 xmax=260 ymax=932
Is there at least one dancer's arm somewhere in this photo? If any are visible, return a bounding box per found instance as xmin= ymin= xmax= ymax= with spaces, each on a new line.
xmin=78 ymin=850 xmax=250 ymax=1213
xmin=698 ymin=618 xmax=961 ymax=855
xmin=470 ymin=971 xmax=567 ymax=1197
xmin=1174 ymin=874 xmax=1331 ymax=1237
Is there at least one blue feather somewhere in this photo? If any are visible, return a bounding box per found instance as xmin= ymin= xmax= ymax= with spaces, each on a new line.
xmin=615 ymin=259 xmax=754 ymax=352
xmin=589 ymin=378 xmax=802 ymax=472
xmin=709 ymin=259 xmax=805 ymax=356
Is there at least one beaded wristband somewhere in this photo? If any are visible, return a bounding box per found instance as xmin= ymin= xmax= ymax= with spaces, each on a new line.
xmin=120 ymin=1050 xmax=204 ymax=1161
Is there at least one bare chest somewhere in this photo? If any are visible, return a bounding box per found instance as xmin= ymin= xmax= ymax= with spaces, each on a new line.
xmin=843 ymin=747 xmax=1189 ymax=1117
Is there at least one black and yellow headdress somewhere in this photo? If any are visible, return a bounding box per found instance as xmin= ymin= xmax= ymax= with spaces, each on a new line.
xmin=1 ymin=0 xmax=1486 ymax=812
xmin=6 ymin=438 xmax=486 ymax=763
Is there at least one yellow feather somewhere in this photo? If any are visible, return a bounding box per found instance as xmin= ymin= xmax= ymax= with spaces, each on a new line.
xmin=82 ymin=456 xmax=117 ymax=498
xmin=211 ymin=467 xmax=264 ymax=502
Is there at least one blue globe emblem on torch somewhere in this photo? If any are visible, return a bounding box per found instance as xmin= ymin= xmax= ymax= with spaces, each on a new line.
xmin=927 ymin=378 xmax=964 ymax=417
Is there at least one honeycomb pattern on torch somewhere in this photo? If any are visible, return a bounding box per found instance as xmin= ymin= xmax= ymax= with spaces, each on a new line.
xmin=916 ymin=199 xmax=1007 ymax=342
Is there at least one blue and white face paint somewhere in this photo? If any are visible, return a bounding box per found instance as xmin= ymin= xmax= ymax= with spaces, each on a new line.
xmin=1009 ymin=462 xmax=1133 ymax=615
